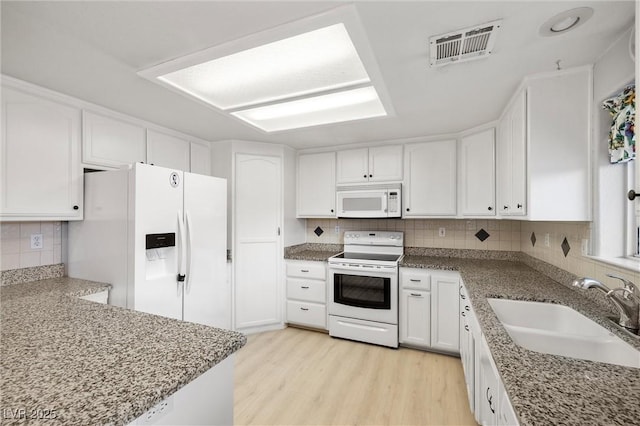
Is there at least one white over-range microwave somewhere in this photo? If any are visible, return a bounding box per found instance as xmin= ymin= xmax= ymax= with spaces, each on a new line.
xmin=336 ymin=184 xmax=402 ymax=218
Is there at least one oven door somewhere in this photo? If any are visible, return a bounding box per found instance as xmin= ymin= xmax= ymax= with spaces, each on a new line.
xmin=328 ymin=263 xmax=398 ymax=325
xmin=336 ymin=189 xmax=389 ymax=218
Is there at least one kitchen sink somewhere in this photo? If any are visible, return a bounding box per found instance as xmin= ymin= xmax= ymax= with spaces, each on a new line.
xmin=487 ymin=298 xmax=640 ymax=368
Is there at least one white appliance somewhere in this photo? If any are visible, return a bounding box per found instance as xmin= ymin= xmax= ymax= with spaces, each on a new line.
xmin=68 ymin=163 xmax=229 ymax=329
xmin=336 ymin=184 xmax=401 ymax=218
xmin=328 ymin=231 xmax=404 ymax=348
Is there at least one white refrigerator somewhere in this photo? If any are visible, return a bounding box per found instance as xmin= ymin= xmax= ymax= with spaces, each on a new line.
xmin=68 ymin=163 xmax=229 ymax=329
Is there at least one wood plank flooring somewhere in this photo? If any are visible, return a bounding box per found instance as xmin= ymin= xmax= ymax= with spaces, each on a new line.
xmin=234 ymin=327 xmax=477 ymax=425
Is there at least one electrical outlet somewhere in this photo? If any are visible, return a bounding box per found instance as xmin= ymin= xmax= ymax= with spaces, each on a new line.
xmin=438 ymin=227 xmax=446 ymax=237
xmin=335 ymin=225 xmax=340 ymax=234
xmin=581 ymin=239 xmax=589 ymax=256
xmin=544 ymin=233 xmax=550 ymax=247
xmin=138 ymin=396 xmax=173 ymax=425
xmin=30 ymin=234 xmax=43 ymax=249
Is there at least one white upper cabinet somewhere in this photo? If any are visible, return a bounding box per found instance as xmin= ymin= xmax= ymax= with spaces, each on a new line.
xmin=404 ymin=140 xmax=457 ymax=217
xmin=460 ymin=128 xmax=496 ymax=216
xmin=190 ymin=142 xmax=211 ymax=175
xmin=368 ymin=145 xmax=403 ymax=182
xmin=497 ymin=90 xmax=527 ymax=216
xmin=497 ymin=66 xmax=591 ymax=221
xmin=336 ymin=145 xmax=403 ymax=184
xmin=147 ymin=129 xmax=190 ymax=172
xmin=297 ymin=151 xmax=336 ymax=217
xmin=336 ymin=148 xmax=368 ymax=184
xmin=1 ymin=87 xmax=83 ymax=221
xmin=82 ymin=111 xmax=146 ymax=169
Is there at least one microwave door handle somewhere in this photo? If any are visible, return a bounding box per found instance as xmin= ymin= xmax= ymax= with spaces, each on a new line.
xmin=382 ymin=193 xmax=388 ymax=214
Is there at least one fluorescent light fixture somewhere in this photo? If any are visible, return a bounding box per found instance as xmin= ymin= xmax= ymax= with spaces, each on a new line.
xmin=139 ymin=14 xmax=392 ymax=132
xmin=158 ymin=23 xmax=371 ymax=110
xmin=231 ymin=86 xmax=386 ymax=132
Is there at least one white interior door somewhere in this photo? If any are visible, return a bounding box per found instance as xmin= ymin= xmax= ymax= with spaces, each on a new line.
xmin=234 ymin=154 xmax=282 ymax=330
xmin=183 ymin=172 xmax=229 ymax=328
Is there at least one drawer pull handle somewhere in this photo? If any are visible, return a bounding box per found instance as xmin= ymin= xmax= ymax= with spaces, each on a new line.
xmin=410 ymin=293 xmax=422 ymax=297
xmin=465 ymin=306 xmax=470 ymax=311
xmin=301 ymin=286 xmax=309 ymax=289
xmin=300 ymin=307 xmax=309 ymax=311
xmin=410 ymin=279 xmax=421 ymax=282
xmin=461 ymin=294 xmax=466 ymax=299
xmin=300 ymin=269 xmax=309 ymax=273
xmin=465 ymin=325 xmax=469 ymax=332
xmin=461 ymin=311 xmax=466 ymax=317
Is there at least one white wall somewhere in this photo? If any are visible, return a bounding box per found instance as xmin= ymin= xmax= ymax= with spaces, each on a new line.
xmin=591 ymin=25 xmax=635 ymax=258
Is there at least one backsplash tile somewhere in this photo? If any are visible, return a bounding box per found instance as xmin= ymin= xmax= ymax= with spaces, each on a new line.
xmin=306 ymin=218 xmax=521 ymax=251
xmin=1 ymin=222 xmax=64 ymax=272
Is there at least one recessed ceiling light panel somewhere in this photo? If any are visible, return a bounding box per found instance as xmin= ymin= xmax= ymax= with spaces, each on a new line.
xmin=539 ymin=7 xmax=594 ymax=37
xmin=231 ymin=86 xmax=386 ymax=132
xmin=158 ymin=24 xmax=371 ymax=110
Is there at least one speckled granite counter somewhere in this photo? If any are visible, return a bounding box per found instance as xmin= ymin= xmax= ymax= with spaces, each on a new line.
xmin=1 ymin=277 xmax=246 ymax=425
xmin=284 ymin=243 xmax=342 ymax=262
xmin=401 ymin=254 xmax=640 ymax=426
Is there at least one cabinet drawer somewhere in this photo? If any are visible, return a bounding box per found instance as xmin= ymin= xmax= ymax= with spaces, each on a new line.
xmin=287 ymin=301 xmax=326 ymax=329
xmin=286 ymin=261 xmax=325 ymax=280
xmin=287 ymin=279 xmax=326 ymax=303
xmin=400 ymin=269 xmax=431 ymax=290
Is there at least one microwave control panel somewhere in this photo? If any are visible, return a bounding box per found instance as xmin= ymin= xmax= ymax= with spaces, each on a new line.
xmin=388 ymin=191 xmax=399 ymax=213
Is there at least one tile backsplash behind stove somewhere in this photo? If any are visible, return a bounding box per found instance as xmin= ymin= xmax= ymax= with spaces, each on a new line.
xmin=306 ymin=218 xmax=521 ymax=251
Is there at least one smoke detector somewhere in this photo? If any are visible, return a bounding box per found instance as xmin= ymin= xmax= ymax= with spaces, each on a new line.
xmin=429 ymin=20 xmax=502 ymax=67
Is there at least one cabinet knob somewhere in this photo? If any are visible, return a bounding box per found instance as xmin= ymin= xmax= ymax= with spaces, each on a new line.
xmin=369 ymin=174 xmax=372 ymax=178
xmin=363 ymin=174 xmax=367 ymax=178
xmin=406 ymin=208 xmax=410 ymax=212
xmin=73 ymin=205 xmax=79 ymax=210
xmin=488 ymin=206 xmax=493 ymax=211
xmin=517 ymin=203 xmax=523 ymax=209
xmin=330 ymin=209 xmax=334 ymax=213
xmin=503 ymin=205 xmax=509 ymax=210
xmin=628 ymin=190 xmax=639 ymax=200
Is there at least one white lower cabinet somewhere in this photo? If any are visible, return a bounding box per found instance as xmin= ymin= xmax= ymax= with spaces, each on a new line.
xmin=460 ymin=281 xmax=518 ymax=426
xmin=399 ymin=268 xmax=459 ymax=354
xmin=285 ymin=260 xmax=327 ymax=330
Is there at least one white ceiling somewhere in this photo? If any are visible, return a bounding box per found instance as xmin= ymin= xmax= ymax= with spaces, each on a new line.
xmin=1 ymin=1 xmax=635 ymax=149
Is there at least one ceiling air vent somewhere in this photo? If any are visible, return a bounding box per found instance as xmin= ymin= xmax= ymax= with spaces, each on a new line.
xmin=429 ymin=20 xmax=502 ymax=67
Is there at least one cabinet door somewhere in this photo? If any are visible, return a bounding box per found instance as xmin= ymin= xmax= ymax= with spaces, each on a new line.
xmin=297 ymin=152 xmax=336 ymax=217
xmin=147 ymin=129 xmax=190 ymax=171
xmin=496 ymin=112 xmax=512 ymax=215
xmin=336 ymin=148 xmax=368 ymax=184
xmin=431 ymin=273 xmax=460 ymax=353
xmin=404 ymin=140 xmax=457 ymax=216
xmin=509 ymin=90 xmax=527 ymax=216
xmin=190 ymin=142 xmax=211 ymax=175
xmin=368 ymin=145 xmax=403 ymax=182
xmin=82 ymin=111 xmax=146 ymax=168
xmin=399 ymin=289 xmax=431 ymax=347
xmin=498 ymin=385 xmax=519 ymax=426
xmin=478 ymin=335 xmax=500 ymax=426
xmin=460 ymin=129 xmax=495 ymax=216
xmin=1 ymin=87 xmax=82 ymax=220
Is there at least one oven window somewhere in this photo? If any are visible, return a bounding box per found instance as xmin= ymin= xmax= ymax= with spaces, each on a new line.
xmin=334 ymin=273 xmax=391 ymax=309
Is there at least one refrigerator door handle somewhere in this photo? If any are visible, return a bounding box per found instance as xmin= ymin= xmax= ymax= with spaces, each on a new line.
xmin=185 ymin=210 xmax=193 ymax=293
xmin=177 ymin=210 xmax=187 ymax=285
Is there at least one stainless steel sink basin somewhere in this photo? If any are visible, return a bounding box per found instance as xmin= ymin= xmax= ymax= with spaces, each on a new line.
xmin=487 ymin=298 xmax=640 ymax=368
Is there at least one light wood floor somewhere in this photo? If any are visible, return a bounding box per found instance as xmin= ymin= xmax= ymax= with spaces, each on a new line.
xmin=234 ymin=327 xmax=477 ymax=425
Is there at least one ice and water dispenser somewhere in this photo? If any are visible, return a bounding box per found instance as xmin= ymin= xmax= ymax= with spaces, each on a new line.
xmin=145 ymin=233 xmax=176 ymax=280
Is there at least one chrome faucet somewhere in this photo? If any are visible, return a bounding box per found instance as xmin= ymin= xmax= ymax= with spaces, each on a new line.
xmin=572 ymin=274 xmax=640 ymax=333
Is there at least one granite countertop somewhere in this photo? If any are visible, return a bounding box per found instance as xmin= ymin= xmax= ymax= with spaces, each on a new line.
xmin=1 ymin=277 xmax=246 ymax=426
xmin=284 ymin=243 xmax=342 ymax=262
xmin=401 ymin=254 xmax=640 ymax=426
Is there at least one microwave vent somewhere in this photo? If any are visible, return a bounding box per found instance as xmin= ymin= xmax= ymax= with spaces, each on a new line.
xmin=429 ymin=20 xmax=502 ymax=67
